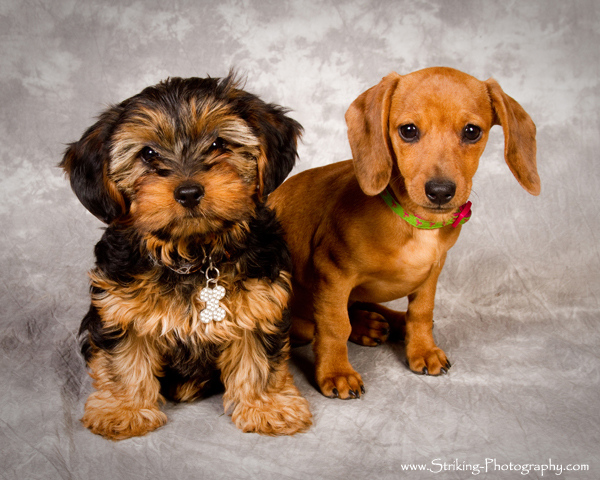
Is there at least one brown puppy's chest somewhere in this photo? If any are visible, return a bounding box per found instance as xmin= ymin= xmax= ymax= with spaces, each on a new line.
xmin=349 ymin=227 xmax=457 ymax=303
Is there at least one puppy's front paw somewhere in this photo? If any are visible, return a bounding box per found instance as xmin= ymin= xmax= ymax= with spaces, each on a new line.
xmin=317 ymin=368 xmax=365 ymax=400
xmin=406 ymin=346 xmax=451 ymax=376
xmin=82 ymin=391 xmax=167 ymax=440
xmin=231 ymin=393 xmax=312 ymax=436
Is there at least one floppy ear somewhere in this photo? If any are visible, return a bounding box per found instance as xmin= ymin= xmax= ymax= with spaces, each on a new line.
xmin=254 ymin=103 xmax=303 ymax=201
xmin=60 ymin=106 xmax=127 ymax=224
xmin=485 ymin=79 xmax=540 ymax=195
xmin=345 ymin=72 xmax=401 ymax=196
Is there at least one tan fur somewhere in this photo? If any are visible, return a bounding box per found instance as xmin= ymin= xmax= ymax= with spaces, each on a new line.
xmin=89 ymin=268 xmax=292 ymax=345
xmin=85 ymin=267 xmax=310 ymax=438
xmin=81 ymin=337 xmax=167 ymax=440
xmin=269 ymin=67 xmax=539 ymax=399
xmin=63 ymin=77 xmax=311 ymax=438
xmin=110 ymin=103 xmax=262 ymax=240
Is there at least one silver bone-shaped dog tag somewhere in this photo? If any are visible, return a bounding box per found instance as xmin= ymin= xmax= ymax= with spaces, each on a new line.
xmin=200 ymin=263 xmax=226 ymax=323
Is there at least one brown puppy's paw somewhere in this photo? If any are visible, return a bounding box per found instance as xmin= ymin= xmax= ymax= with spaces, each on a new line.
xmin=317 ymin=369 xmax=365 ymax=399
xmin=406 ymin=346 xmax=451 ymax=376
xmin=349 ymin=309 xmax=389 ymax=346
xmin=350 ymin=303 xmax=406 ymax=341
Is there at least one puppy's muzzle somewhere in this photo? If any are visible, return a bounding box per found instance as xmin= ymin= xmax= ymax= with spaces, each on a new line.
xmin=425 ymin=179 xmax=456 ymax=206
xmin=174 ymin=182 xmax=204 ymax=209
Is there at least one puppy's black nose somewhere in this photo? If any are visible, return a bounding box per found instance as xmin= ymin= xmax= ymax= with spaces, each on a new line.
xmin=425 ymin=180 xmax=456 ymax=206
xmin=174 ymin=183 xmax=204 ymax=209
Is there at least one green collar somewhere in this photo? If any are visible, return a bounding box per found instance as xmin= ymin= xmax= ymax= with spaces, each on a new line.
xmin=379 ymin=188 xmax=472 ymax=229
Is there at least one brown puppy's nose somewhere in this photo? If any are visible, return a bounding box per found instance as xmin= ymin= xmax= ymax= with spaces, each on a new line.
xmin=425 ymin=180 xmax=456 ymax=206
xmin=174 ymin=183 xmax=204 ymax=208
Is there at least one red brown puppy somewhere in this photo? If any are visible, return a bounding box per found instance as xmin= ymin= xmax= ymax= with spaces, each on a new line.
xmin=269 ymin=67 xmax=539 ymax=399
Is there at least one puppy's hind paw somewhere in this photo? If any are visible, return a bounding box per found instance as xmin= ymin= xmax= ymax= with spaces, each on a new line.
xmin=349 ymin=309 xmax=389 ymax=347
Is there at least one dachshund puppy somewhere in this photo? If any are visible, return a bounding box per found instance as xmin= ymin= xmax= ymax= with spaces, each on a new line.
xmin=61 ymin=74 xmax=312 ymax=439
xmin=269 ymin=67 xmax=540 ymax=399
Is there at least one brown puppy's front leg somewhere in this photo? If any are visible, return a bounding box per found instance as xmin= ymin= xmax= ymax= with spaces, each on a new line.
xmin=312 ymin=277 xmax=364 ymax=399
xmin=404 ymin=259 xmax=451 ymax=376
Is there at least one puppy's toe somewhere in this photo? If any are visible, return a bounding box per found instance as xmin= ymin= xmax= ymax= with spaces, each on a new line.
xmin=407 ymin=347 xmax=451 ymax=376
xmin=318 ymin=371 xmax=364 ymax=400
xmin=349 ymin=310 xmax=389 ymax=347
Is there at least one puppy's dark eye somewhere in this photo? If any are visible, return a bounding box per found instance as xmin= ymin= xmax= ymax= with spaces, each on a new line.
xmin=140 ymin=146 xmax=159 ymax=163
xmin=462 ymin=124 xmax=482 ymax=143
xmin=399 ymin=124 xmax=419 ymax=143
xmin=209 ymin=137 xmax=226 ymax=152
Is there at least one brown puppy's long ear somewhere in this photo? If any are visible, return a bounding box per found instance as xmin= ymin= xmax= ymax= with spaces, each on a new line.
xmin=60 ymin=106 xmax=127 ymax=224
xmin=485 ymin=79 xmax=540 ymax=195
xmin=345 ymin=72 xmax=401 ymax=196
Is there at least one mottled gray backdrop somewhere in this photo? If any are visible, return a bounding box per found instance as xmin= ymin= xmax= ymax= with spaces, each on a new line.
xmin=1 ymin=1 xmax=598 ymax=479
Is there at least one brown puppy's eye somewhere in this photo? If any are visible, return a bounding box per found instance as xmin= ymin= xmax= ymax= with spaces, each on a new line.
xmin=399 ymin=124 xmax=419 ymax=142
xmin=140 ymin=146 xmax=159 ymax=164
xmin=463 ymin=124 xmax=482 ymax=143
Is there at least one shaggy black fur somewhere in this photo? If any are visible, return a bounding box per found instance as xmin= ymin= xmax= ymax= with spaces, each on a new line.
xmin=80 ymin=201 xmax=293 ymax=363
xmin=63 ymin=73 xmax=300 ymax=400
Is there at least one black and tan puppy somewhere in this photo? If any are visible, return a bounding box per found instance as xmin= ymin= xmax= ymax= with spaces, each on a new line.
xmin=269 ymin=67 xmax=539 ymax=399
xmin=61 ymin=74 xmax=311 ymax=439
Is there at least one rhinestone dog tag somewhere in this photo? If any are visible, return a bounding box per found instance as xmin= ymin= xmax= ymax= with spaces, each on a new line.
xmin=200 ymin=264 xmax=226 ymax=323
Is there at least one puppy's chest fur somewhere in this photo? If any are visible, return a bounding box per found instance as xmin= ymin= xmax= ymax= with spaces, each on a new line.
xmin=352 ymin=227 xmax=459 ymax=302
xmin=393 ymin=229 xmax=447 ymax=272
xmin=92 ymin=267 xmax=231 ymax=339
xmin=87 ymin=221 xmax=291 ymax=362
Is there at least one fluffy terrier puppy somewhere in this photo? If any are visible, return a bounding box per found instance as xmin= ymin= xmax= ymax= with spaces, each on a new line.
xmin=61 ymin=74 xmax=312 ymax=439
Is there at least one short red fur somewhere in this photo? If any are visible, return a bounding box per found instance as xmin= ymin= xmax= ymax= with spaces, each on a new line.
xmin=269 ymin=67 xmax=539 ymax=399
